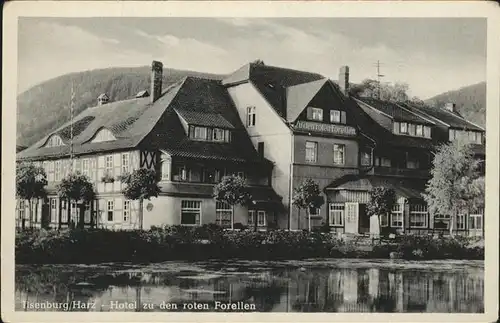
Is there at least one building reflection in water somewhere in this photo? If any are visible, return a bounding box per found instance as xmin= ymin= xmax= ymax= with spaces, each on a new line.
xmin=15 ymin=264 xmax=484 ymax=313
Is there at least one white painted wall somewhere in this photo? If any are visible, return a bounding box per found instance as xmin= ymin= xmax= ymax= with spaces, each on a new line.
xmin=227 ymin=82 xmax=293 ymax=228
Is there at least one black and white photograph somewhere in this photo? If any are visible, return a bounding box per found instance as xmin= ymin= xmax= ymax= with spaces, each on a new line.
xmin=2 ymin=1 xmax=499 ymax=322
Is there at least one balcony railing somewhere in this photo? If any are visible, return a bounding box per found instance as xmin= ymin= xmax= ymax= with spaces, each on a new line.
xmin=370 ymin=166 xmax=430 ymax=179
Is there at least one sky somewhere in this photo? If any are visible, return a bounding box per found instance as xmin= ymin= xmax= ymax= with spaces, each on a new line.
xmin=17 ymin=17 xmax=486 ymax=99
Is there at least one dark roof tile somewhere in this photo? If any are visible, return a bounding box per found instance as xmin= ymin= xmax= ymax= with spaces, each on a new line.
xmin=357 ymin=97 xmax=434 ymax=125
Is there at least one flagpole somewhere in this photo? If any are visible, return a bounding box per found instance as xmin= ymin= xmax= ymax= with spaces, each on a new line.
xmin=69 ymin=81 xmax=75 ymax=174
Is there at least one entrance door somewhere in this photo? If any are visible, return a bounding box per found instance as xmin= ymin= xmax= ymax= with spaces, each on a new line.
xmin=344 ymin=203 xmax=359 ymax=234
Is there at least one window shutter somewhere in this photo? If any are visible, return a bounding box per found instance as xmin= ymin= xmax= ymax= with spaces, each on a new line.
xmin=340 ymin=111 xmax=346 ymax=124
xmin=306 ymin=107 xmax=312 ymax=120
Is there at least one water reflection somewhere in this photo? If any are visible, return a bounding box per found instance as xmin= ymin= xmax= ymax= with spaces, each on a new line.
xmin=15 ymin=260 xmax=484 ymax=313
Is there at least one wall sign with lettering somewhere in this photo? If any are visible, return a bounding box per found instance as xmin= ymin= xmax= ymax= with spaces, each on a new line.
xmin=294 ymin=121 xmax=357 ymax=136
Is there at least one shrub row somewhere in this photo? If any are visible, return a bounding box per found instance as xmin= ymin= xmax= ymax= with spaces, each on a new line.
xmin=15 ymin=225 xmax=484 ymax=264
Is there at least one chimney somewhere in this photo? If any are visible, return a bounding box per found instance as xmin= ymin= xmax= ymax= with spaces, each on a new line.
xmin=444 ymin=102 xmax=456 ymax=112
xmin=338 ymin=66 xmax=350 ymax=96
xmin=150 ymin=60 xmax=163 ymax=103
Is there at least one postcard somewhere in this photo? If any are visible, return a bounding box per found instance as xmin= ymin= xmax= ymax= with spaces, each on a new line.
xmin=2 ymin=1 xmax=499 ymax=322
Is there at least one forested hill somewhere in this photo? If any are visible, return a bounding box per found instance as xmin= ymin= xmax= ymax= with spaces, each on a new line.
xmin=425 ymin=82 xmax=486 ymax=128
xmin=17 ymin=66 xmax=224 ymax=147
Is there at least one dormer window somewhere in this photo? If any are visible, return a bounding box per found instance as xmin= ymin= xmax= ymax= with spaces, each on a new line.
xmin=44 ymin=135 xmax=65 ymax=147
xmin=91 ymin=128 xmax=116 ymax=143
xmin=330 ymin=110 xmax=347 ymax=124
xmin=189 ymin=126 xmax=231 ymax=143
xmin=393 ymin=122 xmax=431 ymax=139
xmin=400 ymin=122 xmax=408 ymax=134
xmin=308 ymin=107 xmax=323 ymax=121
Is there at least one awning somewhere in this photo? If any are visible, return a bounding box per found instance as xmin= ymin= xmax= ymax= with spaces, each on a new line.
xmin=325 ymin=174 xmax=427 ymax=201
xmin=247 ymin=186 xmax=284 ymax=211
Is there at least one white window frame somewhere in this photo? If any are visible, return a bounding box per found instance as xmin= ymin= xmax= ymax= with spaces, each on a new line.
xmin=18 ymin=200 xmax=26 ymax=221
xmin=333 ymin=144 xmax=345 ymax=165
xmin=105 ymin=155 xmax=113 ymax=177
xmin=400 ymin=122 xmax=408 ymax=134
xmin=107 ymin=200 xmax=114 ymax=222
xmin=361 ymin=151 xmax=371 ymax=166
xmin=329 ymin=203 xmax=344 ymax=226
xmin=257 ymin=211 xmax=266 ymax=226
xmin=469 ymin=213 xmax=483 ymax=230
xmin=212 ymin=128 xmax=225 ymax=142
xmin=161 ymin=160 xmax=171 ymax=181
xmin=193 ymin=126 xmax=208 ymax=140
xmin=305 ymin=141 xmax=317 ymax=163
xmin=180 ymin=200 xmax=202 ymax=226
xmin=393 ymin=122 xmax=400 ymax=134
xmin=310 ymin=107 xmax=323 ymax=121
xmin=45 ymin=135 xmax=65 ymax=147
xmin=416 ymin=124 xmax=423 ymax=137
xmin=92 ymin=128 xmax=116 ymax=143
xmin=456 ymin=214 xmax=466 ymax=230
xmin=475 ymin=132 xmax=482 ymax=144
xmin=247 ymin=106 xmax=256 ymax=127
xmin=449 ymin=129 xmax=456 ymax=141
xmin=84 ymin=201 xmax=91 ymax=223
xmin=54 ymin=161 xmax=62 ymax=181
xmin=121 ymin=153 xmax=130 ymax=174
xmin=123 ymin=200 xmax=130 ymax=222
xmin=82 ymin=159 xmax=90 ymax=177
xmin=406 ymin=158 xmax=419 ymax=169
xmin=424 ymin=126 xmax=431 ymax=138
xmin=330 ymin=110 xmax=341 ymax=123
xmin=216 ymin=201 xmax=233 ymax=228
xmin=61 ymin=200 xmax=68 ymax=223
xmin=390 ymin=204 xmax=404 ymax=228
xmin=50 ymin=198 xmax=57 ymax=223
xmin=409 ymin=204 xmax=428 ymax=228
xmin=248 ymin=210 xmax=255 ymax=226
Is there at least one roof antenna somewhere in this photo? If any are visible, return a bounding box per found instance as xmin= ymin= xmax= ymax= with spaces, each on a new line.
xmin=375 ymin=60 xmax=385 ymax=99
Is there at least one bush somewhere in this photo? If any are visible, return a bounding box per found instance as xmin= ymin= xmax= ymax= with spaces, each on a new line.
xmin=15 ymin=227 xmax=484 ymax=264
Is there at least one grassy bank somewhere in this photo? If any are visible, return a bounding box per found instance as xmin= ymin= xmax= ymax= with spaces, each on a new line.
xmin=15 ymin=225 xmax=484 ymax=264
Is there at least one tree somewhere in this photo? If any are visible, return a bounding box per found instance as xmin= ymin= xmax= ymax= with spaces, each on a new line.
xmin=292 ymin=179 xmax=325 ymax=232
xmin=121 ymin=168 xmax=160 ymax=230
xmin=349 ymin=79 xmax=410 ymax=102
xmin=16 ymin=163 xmax=48 ymax=229
xmin=57 ymin=172 xmax=96 ymax=229
xmin=423 ymin=139 xmax=483 ymax=237
xmin=367 ymin=187 xmax=396 ymax=234
xmin=213 ymin=175 xmax=253 ymax=230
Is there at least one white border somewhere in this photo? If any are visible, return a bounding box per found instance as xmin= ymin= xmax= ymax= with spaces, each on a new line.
xmin=2 ymin=1 xmax=499 ymax=323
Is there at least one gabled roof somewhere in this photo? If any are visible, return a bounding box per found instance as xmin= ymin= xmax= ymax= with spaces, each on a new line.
xmin=175 ymin=110 xmax=235 ymax=129
xmin=18 ymin=76 xmax=267 ymax=165
xmin=223 ymin=62 xmax=325 ymax=119
xmin=403 ymin=103 xmax=484 ymax=131
xmin=346 ymin=97 xmax=436 ymax=150
xmin=286 ymin=78 xmax=328 ymax=122
xmin=357 ymin=97 xmax=434 ymax=125
xmin=97 ymin=93 xmax=109 ymax=99
xmin=135 ymin=90 xmax=149 ymax=98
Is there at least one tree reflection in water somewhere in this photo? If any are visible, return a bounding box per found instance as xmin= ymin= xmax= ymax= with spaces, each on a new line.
xmin=15 ymin=261 xmax=484 ymax=313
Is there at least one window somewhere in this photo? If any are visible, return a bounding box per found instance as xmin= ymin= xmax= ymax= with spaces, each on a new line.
xmin=175 ymin=166 xmax=188 ymax=181
xmin=54 ymin=161 xmax=62 ymax=181
xmin=475 ymin=132 xmax=482 ymax=144
xmin=258 ymin=142 xmax=264 ymax=157
xmin=181 ymin=200 xmax=201 ymax=225
xmin=237 ymin=171 xmax=245 ymax=179
xmin=61 ymin=200 xmax=68 ymax=223
xmin=257 ymin=211 xmax=266 ymax=226
xmin=330 ymin=110 xmax=341 ymax=123
xmin=216 ymin=201 xmax=232 ymax=228
xmin=433 ymin=214 xmax=451 ymax=229
xmin=309 ymin=107 xmax=323 ymax=121
xmin=45 ymin=135 xmax=65 ymax=147
xmin=212 ymin=128 xmax=225 ymax=142
xmin=393 ymin=122 xmax=400 ymax=134
xmin=391 ymin=204 xmax=403 ymax=227
xmin=161 ymin=160 xmax=171 ymax=181
xmin=105 ymin=155 xmax=113 ymax=177
xmin=409 ymin=204 xmax=428 ymax=228
xmin=193 ymin=127 xmax=208 ymax=140
xmin=424 ymin=126 xmax=431 ymax=138
xmin=107 ymin=200 xmax=114 ymax=221
xmin=247 ymin=107 xmax=256 ymax=127
xmin=416 ymin=125 xmax=423 ymax=137
xmin=309 ymin=207 xmax=320 ymax=217
xmin=469 ymin=213 xmax=483 ymax=230
xmin=361 ymin=151 xmax=371 ymax=166
xmin=333 ymin=144 xmax=345 ymax=165
xmin=248 ymin=210 xmax=266 ymax=227
xmin=400 ymin=122 xmax=408 ymax=134
xmin=70 ymin=202 xmax=77 ymax=224
xmin=329 ymin=203 xmax=344 ymax=226
xmin=84 ymin=201 xmax=91 ymax=223
xmin=408 ymin=124 xmax=416 ymax=136
xmin=121 ymin=153 xmax=129 ymax=174
xmin=123 ymin=200 xmax=130 ymax=222
xmin=457 ymin=214 xmax=466 ymax=230
xmin=50 ymin=198 xmax=57 ymax=223
xmin=82 ymin=159 xmax=90 ymax=177
xmin=91 ymin=128 xmax=116 ymax=143
xmin=18 ymin=200 xmax=26 ymax=221
xmin=406 ymin=158 xmax=419 ymax=169
xmin=305 ymin=141 xmax=317 ymax=163
xmin=449 ymin=129 xmax=456 ymax=141
xmin=380 ymin=213 xmax=389 ymax=227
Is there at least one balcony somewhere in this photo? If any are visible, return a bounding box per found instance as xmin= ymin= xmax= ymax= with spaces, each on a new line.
xmin=370 ymin=166 xmax=430 ymax=179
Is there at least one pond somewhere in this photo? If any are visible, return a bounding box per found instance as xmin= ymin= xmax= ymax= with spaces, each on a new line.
xmin=15 ymin=259 xmax=484 ymax=313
